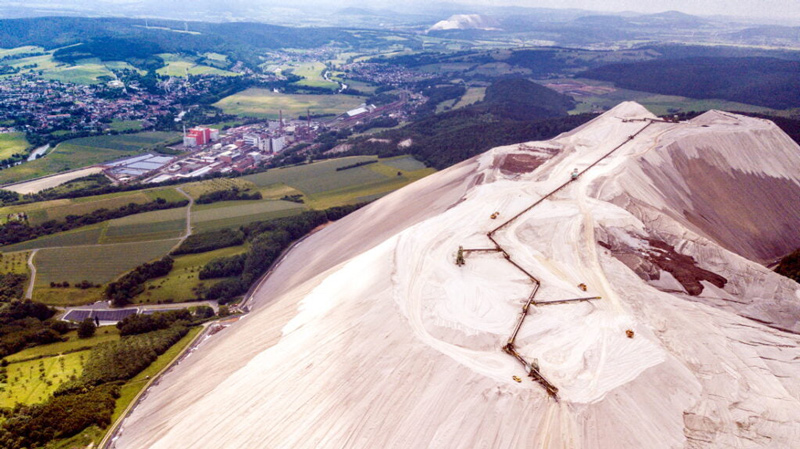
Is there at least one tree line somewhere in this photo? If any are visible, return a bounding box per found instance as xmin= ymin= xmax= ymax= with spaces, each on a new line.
xmin=0 ymin=198 xmax=188 ymax=246
xmin=201 ymin=204 xmax=363 ymax=304
xmin=106 ymin=256 xmax=174 ymax=307
xmin=195 ymin=188 xmax=262 ymax=204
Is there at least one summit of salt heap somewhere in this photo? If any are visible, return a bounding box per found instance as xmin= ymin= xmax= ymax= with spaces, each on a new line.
xmin=115 ymin=103 xmax=800 ymax=449
xmin=606 ymin=100 xmax=657 ymax=120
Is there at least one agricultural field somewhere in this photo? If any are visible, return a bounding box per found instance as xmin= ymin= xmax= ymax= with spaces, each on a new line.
xmin=0 ymin=350 xmax=86 ymax=407
xmin=213 ymin=88 xmax=365 ymax=119
xmin=0 ymin=326 xmax=122 ymax=408
xmin=452 ymin=87 xmax=486 ymax=109
xmin=33 ymin=238 xmax=179 ymax=287
xmin=0 ymin=132 xmax=30 ymax=159
xmin=7 ymin=326 xmax=121 ymax=363
xmin=135 ymin=245 xmax=248 ymax=304
xmin=242 ymin=155 xmax=435 ymax=208
xmin=0 ymin=250 xmax=30 ymax=275
xmin=3 ymin=52 xmax=123 ymax=84
xmin=0 ymin=131 xmax=180 ymax=184
xmin=2 ymin=226 xmax=105 ymax=252
xmin=343 ymin=79 xmax=377 ymax=94
xmin=156 ymin=53 xmax=239 ymax=77
xmin=108 ymin=120 xmax=144 ymax=132
xmin=0 ymin=187 xmax=184 ymax=225
xmin=191 ymin=200 xmax=306 ymax=232
xmin=101 ymin=206 xmax=187 ymax=244
xmin=0 ymin=45 xmax=43 ymax=58
xmin=563 ymin=79 xmax=774 ymax=116
xmin=287 ymin=62 xmax=339 ymax=89
xmin=180 ymin=178 xmax=259 ymax=200
xmin=43 ymin=62 xmax=113 ymax=84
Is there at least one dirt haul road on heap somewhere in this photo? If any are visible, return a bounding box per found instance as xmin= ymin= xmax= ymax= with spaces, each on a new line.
xmin=115 ymin=102 xmax=800 ymax=449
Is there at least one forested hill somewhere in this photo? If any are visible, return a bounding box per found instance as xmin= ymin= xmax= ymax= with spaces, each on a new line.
xmin=0 ymin=17 xmax=361 ymax=68
xmin=476 ymin=77 xmax=576 ymax=120
xmin=343 ymin=78 xmax=593 ymax=169
xmin=579 ymin=57 xmax=800 ymax=110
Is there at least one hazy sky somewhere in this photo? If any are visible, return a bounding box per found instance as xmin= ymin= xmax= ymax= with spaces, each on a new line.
xmin=450 ymin=0 xmax=800 ymax=19
xmin=5 ymin=0 xmax=800 ymax=21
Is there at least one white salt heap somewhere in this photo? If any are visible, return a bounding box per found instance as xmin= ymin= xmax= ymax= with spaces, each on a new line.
xmin=115 ymin=102 xmax=800 ymax=448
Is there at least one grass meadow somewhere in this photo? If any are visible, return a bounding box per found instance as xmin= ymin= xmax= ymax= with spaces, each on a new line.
xmin=213 ymin=88 xmax=364 ymax=119
xmin=0 ymin=132 xmax=30 ymax=159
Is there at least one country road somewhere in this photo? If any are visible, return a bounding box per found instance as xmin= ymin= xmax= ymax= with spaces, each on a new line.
xmin=172 ymin=187 xmax=194 ymax=251
xmin=25 ymin=249 xmax=38 ymax=299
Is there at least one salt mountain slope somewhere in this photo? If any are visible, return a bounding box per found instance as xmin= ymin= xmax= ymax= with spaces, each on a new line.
xmin=115 ymin=102 xmax=800 ymax=448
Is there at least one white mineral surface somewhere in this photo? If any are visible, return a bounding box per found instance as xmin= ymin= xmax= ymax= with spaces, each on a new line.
xmin=115 ymin=102 xmax=800 ymax=448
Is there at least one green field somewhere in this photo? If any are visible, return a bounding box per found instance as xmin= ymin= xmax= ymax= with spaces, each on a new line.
xmin=0 ymin=46 xmax=43 ymax=58
xmin=343 ymin=80 xmax=377 ymax=94
xmin=2 ymin=226 xmax=105 ymax=252
xmin=243 ymin=156 xmax=381 ymax=193
xmin=288 ymin=62 xmax=339 ymax=89
xmin=0 ymin=132 xmax=29 ymax=159
xmin=0 ymin=188 xmax=183 ymax=226
xmin=191 ymin=200 xmax=306 ymax=232
xmin=566 ymin=79 xmax=774 ymax=116
xmin=380 ymin=155 xmax=427 ymax=171
xmin=33 ymin=239 xmax=179 ymax=287
xmin=0 ymin=132 xmax=180 ymax=184
xmin=44 ymin=63 xmax=113 ymax=84
xmin=101 ymin=207 xmax=187 ymax=243
xmin=136 ymin=245 xmax=247 ymax=304
xmin=453 ymin=87 xmax=486 ymax=109
xmin=181 ymin=178 xmax=260 ymax=200
xmin=242 ymin=155 xmax=435 ymax=208
xmin=214 ymin=88 xmax=365 ymax=119
xmin=0 ymin=327 xmax=124 ymax=407
xmin=7 ymin=327 xmax=120 ymax=363
xmin=108 ymin=120 xmax=144 ymax=132
xmin=0 ymin=250 xmax=30 ymax=275
xmin=157 ymin=53 xmax=239 ymax=77
xmin=0 ymin=351 xmax=86 ymax=407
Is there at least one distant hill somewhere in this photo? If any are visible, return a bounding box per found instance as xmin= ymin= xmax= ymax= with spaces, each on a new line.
xmin=0 ymin=17 xmax=366 ymax=69
xmin=343 ymin=78 xmax=588 ymax=169
xmin=477 ymin=77 xmax=575 ymax=120
xmin=580 ymin=57 xmax=800 ymax=110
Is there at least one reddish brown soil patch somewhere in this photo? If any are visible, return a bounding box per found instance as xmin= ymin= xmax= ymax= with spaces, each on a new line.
xmin=600 ymin=235 xmax=727 ymax=296
xmin=645 ymin=239 xmax=727 ymax=295
xmin=498 ymin=147 xmax=559 ymax=174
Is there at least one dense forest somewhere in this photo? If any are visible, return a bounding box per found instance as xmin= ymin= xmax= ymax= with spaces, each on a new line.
xmin=580 ymin=57 xmax=800 ymax=109
xmin=0 ymin=17 xmax=401 ymax=70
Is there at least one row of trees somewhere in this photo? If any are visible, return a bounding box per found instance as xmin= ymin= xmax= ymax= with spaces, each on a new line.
xmin=202 ymin=205 xmax=363 ymax=304
xmin=0 ymin=301 xmax=63 ymax=359
xmin=171 ymin=228 xmax=245 ymax=255
xmin=195 ymin=188 xmax=262 ymax=205
xmin=106 ymin=256 xmax=174 ymax=307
